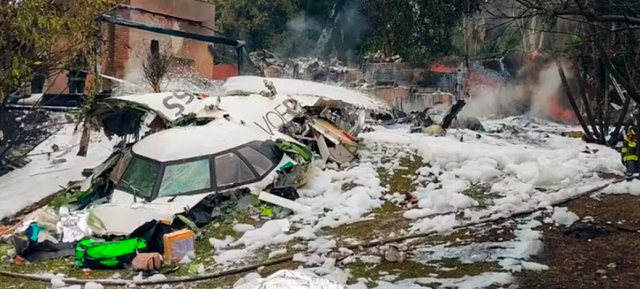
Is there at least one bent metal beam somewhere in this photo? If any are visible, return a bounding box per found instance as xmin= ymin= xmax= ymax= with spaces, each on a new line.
xmin=98 ymin=15 xmax=245 ymax=74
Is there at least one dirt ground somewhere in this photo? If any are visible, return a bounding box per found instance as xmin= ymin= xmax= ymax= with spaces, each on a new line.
xmin=3 ymin=153 xmax=640 ymax=289
xmin=518 ymin=195 xmax=640 ymax=289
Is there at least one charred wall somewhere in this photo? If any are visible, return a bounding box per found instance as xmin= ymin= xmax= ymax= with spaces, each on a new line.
xmin=44 ymin=0 xmax=216 ymax=94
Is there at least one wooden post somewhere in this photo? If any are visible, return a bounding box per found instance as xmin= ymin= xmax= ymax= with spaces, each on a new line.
xmin=77 ymin=120 xmax=91 ymax=157
xmin=602 ymin=63 xmax=610 ymax=143
xmin=556 ymin=58 xmax=595 ymax=141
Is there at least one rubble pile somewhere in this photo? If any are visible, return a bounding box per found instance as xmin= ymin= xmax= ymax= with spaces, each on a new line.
xmin=363 ymin=50 xmax=403 ymax=63
xmin=248 ymin=50 xmax=365 ymax=86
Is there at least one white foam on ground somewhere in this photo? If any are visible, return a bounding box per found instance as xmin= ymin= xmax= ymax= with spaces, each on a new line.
xmin=0 ymin=123 xmax=114 ymax=219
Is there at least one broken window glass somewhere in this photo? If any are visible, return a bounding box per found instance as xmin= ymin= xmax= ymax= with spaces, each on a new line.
xmin=238 ymin=146 xmax=275 ymax=176
xmin=158 ymin=159 xmax=211 ymax=197
xmin=118 ymin=156 xmax=160 ymax=198
xmin=214 ymin=153 xmax=255 ymax=188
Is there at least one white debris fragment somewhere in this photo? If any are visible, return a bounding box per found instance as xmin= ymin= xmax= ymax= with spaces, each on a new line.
xmin=234 ymin=272 xmax=263 ymax=288
xmin=552 ymin=207 xmax=580 ymax=226
xmin=179 ymin=255 xmax=193 ymax=264
xmin=51 ymin=277 xmax=66 ymax=288
xmin=293 ymin=253 xmax=308 ymax=263
xmin=307 ymin=238 xmax=337 ymax=254
xmin=209 ymin=236 xmax=235 ymax=249
xmin=521 ymin=261 xmax=550 ymax=271
xmin=132 ymin=273 xmax=145 ymax=282
xmin=411 ymin=214 xmax=458 ymax=233
xmin=147 ymin=274 xmax=167 ymax=281
xmin=233 ymin=220 xmax=291 ymax=250
xmin=268 ymin=249 xmax=288 ymax=259
xmin=233 ymin=224 xmax=256 ymax=233
xmin=85 ymin=282 xmax=104 ymax=289
xmin=359 ymin=255 xmax=382 ymax=264
xmin=215 ymin=249 xmax=252 ymax=265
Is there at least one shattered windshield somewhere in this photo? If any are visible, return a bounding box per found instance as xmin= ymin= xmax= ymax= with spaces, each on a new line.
xmin=214 ymin=153 xmax=256 ymax=188
xmin=238 ymin=146 xmax=275 ymax=177
xmin=158 ymin=159 xmax=212 ymax=197
xmin=117 ymin=156 xmax=161 ymax=198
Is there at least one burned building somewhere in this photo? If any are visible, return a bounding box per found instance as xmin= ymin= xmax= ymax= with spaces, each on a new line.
xmin=42 ymin=0 xmax=217 ymax=94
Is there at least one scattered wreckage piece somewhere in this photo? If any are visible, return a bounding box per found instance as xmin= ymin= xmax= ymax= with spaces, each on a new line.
xmin=222 ymin=76 xmax=390 ymax=112
xmin=236 ymin=270 xmax=347 ymax=289
xmin=221 ymin=76 xmax=386 ymax=164
xmin=409 ymin=100 xmax=485 ymax=135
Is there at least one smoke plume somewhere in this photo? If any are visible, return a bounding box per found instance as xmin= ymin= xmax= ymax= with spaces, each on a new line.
xmin=461 ymin=59 xmax=576 ymax=121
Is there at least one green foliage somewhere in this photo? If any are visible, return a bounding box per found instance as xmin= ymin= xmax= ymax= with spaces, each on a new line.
xmin=215 ymin=0 xmax=297 ymax=51
xmin=479 ymin=29 xmax=523 ymax=56
xmin=212 ymin=0 xmax=481 ymax=62
xmin=0 ymin=0 xmax=113 ymax=102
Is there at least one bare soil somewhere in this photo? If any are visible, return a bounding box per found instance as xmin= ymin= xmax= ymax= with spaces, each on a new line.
xmin=518 ymin=195 xmax=640 ymax=289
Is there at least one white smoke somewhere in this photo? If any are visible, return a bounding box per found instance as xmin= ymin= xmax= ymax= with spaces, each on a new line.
xmin=460 ymin=60 xmax=572 ymax=120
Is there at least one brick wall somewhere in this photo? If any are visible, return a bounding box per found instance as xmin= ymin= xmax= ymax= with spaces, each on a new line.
xmin=125 ymin=0 xmax=215 ymax=80
xmin=43 ymin=0 xmax=215 ymax=94
xmin=367 ymin=87 xmax=453 ymax=113
xmin=363 ymin=62 xmax=432 ymax=87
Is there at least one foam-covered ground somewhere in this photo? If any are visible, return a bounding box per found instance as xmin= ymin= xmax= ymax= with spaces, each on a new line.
xmin=206 ymin=116 xmax=626 ymax=289
xmin=0 ymin=120 xmax=114 ymax=219
xmin=1 ymin=116 xmax=632 ymax=289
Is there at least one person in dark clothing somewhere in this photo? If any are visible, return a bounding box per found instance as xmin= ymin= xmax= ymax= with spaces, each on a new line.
xmin=67 ymin=52 xmax=88 ymax=94
xmin=31 ymin=60 xmax=47 ymax=94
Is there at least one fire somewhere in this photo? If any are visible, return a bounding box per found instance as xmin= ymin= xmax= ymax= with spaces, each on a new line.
xmin=429 ymin=63 xmax=456 ymax=73
xmin=548 ymin=97 xmax=577 ymax=122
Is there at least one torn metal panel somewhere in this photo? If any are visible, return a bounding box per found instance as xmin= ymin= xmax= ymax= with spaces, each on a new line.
xmin=80 ymin=152 xmax=122 ymax=192
xmin=222 ymin=76 xmax=390 ymax=111
xmin=308 ymin=119 xmax=358 ymax=164
xmin=90 ymin=203 xmax=178 ymax=236
xmin=105 ymin=92 xmax=206 ymax=123
xmin=257 ymin=191 xmax=311 ymax=214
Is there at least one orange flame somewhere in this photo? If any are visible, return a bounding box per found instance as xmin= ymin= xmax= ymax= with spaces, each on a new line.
xmin=548 ymin=97 xmax=577 ymax=122
xmin=429 ymin=63 xmax=456 ymax=73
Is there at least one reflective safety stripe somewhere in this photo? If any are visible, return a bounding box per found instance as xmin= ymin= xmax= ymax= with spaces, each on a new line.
xmin=622 ymin=147 xmax=628 ymax=153
xmin=630 ymin=141 xmax=637 ymax=148
xmin=624 ymin=155 xmax=639 ymax=161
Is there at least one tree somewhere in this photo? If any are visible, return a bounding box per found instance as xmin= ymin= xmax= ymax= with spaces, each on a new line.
xmin=143 ymin=46 xmax=176 ymax=93
xmin=358 ymin=0 xmax=482 ymax=61
xmin=214 ymin=0 xmax=297 ymax=51
xmin=0 ymin=0 xmax=113 ymax=161
xmin=487 ymin=0 xmax=640 ymax=144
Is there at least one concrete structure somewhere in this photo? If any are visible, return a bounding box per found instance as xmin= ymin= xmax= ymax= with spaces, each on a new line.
xmin=368 ymin=87 xmax=453 ymax=113
xmin=44 ymin=0 xmax=216 ymax=94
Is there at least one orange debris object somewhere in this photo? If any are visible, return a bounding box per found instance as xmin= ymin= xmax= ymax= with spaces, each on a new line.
xmin=163 ymin=229 xmax=196 ymax=263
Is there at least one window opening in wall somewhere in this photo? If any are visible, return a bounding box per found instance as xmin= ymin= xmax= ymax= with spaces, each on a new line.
xmin=150 ymin=39 xmax=159 ymax=56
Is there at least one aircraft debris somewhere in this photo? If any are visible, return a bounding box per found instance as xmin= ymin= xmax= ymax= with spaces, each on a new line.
xmin=409 ymin=100 xmax=485 ymax=135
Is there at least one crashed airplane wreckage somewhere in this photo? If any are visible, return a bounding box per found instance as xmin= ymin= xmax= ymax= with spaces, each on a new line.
xmin=60 ymin=76 xmax=389 ymax=236
xmin=1 ymin=77 xmax=390 ymax=268
xmin=98 ymin=76 xmax=388 ymax=164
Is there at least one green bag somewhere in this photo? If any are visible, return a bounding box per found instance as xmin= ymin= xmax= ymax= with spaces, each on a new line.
xmin=75 ymin=238 xmax=148 ymax=269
